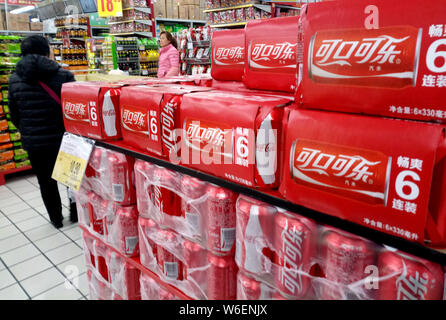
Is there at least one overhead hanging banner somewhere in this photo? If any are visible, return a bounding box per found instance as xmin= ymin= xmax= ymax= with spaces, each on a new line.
xmin=97 ymin=0 xmax=123 ymax=17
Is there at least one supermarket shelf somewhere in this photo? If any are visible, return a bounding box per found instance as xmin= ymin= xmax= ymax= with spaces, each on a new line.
xmin=185 ymin=58 xmax=211 ymax=65
xmin=110 ymin=32 xmax=153 ymax=37
xmin=123 ymin=6 xmax=152 ymax=14
xmin=203 ymin=3 xmax=270 ymax=12
xmin=0 ymin=30 xmax=45 ymax=34
xmin=95 ymin=139 xmax=446 ymax=266
xmin=79 ymin=225 xmax=193 ymax=300
xmin=0 ymin=165 xmax=32 ymax=186
xmin=108 ymin=19 xmax=153 ymax=26
xmin=155 ymin=18 xmax=206 ymax=24
xmin=56 ymin=25 xmax=88 ymax=29
xmin=210 ymin=22 xmax=247 ymax=28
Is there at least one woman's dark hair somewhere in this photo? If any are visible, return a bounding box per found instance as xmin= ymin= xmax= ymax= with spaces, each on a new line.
xmin=160 ymin=31 xmax=178 ymax=50
xmin=21 ymin=35 xmax=50 ymax=57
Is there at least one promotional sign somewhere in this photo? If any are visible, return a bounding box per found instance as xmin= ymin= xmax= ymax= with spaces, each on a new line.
xmin=180 ymin=90 xmax=292 ymax=189
xmin=61 ymin=82 xmax=122 ymax=141
xmin=97 ymin=0 xmax=122 ymax=17
xmin=244 ymin=16 xmax=299 ymax=93
xmin=52 ymin=132 xmax=95 ymax=191
xmin=211 ymin=29 xmax=245 ymax=81
xmin=298 ymin=0 xmax=446 ymax=123
xmin=279 ymin=109 xmax=446 ymax=246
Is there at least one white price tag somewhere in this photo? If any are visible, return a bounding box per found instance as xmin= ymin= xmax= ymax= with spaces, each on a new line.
xmin=51 ymin=133 xmax=95 ymax=191
xmin=187 ymin=42 xmax=193 ymax=50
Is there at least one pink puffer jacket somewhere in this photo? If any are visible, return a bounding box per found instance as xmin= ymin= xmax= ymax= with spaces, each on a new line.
xmin=157 ymin=44 xmax=179 ymax=78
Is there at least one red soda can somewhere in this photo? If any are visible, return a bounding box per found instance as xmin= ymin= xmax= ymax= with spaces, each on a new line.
xmin=138 ymin=217 xmax=158 ymax=270
xmin=156 ymin=228 xmax=184 ymax=281
xmin=115 ymin=206 xmax=139 ymax=257
xmin=183 ymin=238 xmax=208 ymax=298
xmin=205 ymin=184 xmax=238 ymax=255
xmin=159 ymin=286 xmax=176 ymax=300
xmin=113 ymin=293 xmax=124 ymax=300
xmin=123 ymin=262 xmax=141 ymax=300
xmin=151 ymin=166 xmax=181 ymax=217
xmin=237 ymin=272 xmax=273 ymax=300
xmin=88 ymin=192 xmax=104 ymax=235
xmin=274 ymin=211 xmax=316 ymax=299
xmin=272 ymin=291 xmax=289 ymax=300
xmin=134 ymin=160 xmax=156 ymax=216
xmin=181 ymin=175 xmax=207 ymax=240
xmin=236 ymin=196 xmax=276 ymax=275
xmin=207 ymin=253 xmax=238 ymax=300
xmin=321 ymin=228 xmax=376 ymax=300
xmin=377 ymin=249 xmax=444 ymax=300
xmin=82 ymin=232 xmax=96 ymax=268
xmin=101 ymin=199 xmax=116 ymax=243
xmin=107 ymin=152 xmax=135 ymax=205
xmin=94 ymin=240 xmax=109 ymax=282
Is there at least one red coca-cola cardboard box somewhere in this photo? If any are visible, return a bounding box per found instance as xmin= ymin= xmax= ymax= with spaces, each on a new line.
xmin=298 ymin=0 xmax=446 ymax=123
xmin=211 ymin=80 xmax=295 ymax=101
xmin=180 ymin=90 xmax=292 ymax=189
xmin=244 ymin=16 xmax=299 ymax=93
xmin=279 ymin=109 xmax=446 ymax=247
xmin=119 ymin=84 xmax=212 ymax=158
xmin=211 ymin=29 xmax=245 ymax=81
xmin=62 ymin=82 xmax=122 ymax=140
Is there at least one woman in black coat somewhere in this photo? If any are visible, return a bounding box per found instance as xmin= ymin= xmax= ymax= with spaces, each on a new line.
xmin=8 ymin=35 xmax=76 ymax=228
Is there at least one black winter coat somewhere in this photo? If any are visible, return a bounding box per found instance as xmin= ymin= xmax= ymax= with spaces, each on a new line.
xmin=8 ymin=54 xmax=75 ymax=151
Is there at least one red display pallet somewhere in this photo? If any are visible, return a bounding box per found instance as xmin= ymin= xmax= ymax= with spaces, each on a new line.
xmin=0 ymin=165 xmax=32 ymax=186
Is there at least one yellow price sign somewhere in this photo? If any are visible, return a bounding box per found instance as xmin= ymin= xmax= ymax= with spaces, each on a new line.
xmin=97 ymin=0 xmax=123 ymax=17
xmin=52 ymin=133 xmax=95 ymax=191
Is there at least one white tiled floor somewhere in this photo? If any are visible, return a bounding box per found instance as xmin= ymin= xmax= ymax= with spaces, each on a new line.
xmin=0 ymin=173 xmax=88 ymax=300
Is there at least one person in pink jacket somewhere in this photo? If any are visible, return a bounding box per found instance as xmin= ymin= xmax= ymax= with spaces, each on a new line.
xmin=157 ymin=31 xmax=180 ymax=78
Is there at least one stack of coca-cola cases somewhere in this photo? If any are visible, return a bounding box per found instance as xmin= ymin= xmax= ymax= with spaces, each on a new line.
xmin=61 ymin=0 xmax=446 ymax=300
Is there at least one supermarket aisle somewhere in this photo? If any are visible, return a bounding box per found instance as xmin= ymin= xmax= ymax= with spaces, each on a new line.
xmin=0 ymin=173 xmax=89 ymax=300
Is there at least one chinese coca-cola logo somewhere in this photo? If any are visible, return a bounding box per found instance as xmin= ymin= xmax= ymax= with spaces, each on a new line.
xmin=314 ymin=35 xmax=409 ymax=67
xmin=160 ymin=98 xmax=178 ymax=154
xmin=64 ymin=101 xmax=89 ymax=121
xmin=121 ymin=106 xmax=148 ymax=134
xmin=309 ymin=27 xmax=421 ymax=86
xmin=291 ymin=139 xmax=391 ymax=204
xmin=279 ymin=218 xmax=304 ymax=295
xmin=249 ymin=40 xmax=297 ymax=69
xmin=214 ymin=46 xmax=244 ymax=65
xmin=184 ymin=118 xmax=233 ymax=159
xmin=396 ymin=260 xmax=429 ymax=300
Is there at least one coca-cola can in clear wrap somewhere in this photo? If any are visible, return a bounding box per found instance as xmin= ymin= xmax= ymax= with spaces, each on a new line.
xmin=134 ymin=160 xmax=156 ymax=216
xmin=138 ymin=217 xmax=158 ymax=269
xmin=208 ymin=253 xmax=238 ymax=300
xmin=101 ymin=199 xmax=116 ymax=243
xmin=88 ymin=192 xmax=104 ymax=235
xmin=181 ymin=175 xmax=208 ymax=240
xmin=320 ymin=228 xmax=376 ymax=300
xmin=236 ymin=196 xmax=276 ymax=276
xmin=123 ymin=262 xmax=141 ymax=300
xmin=184 ymin=238 xmax=208 ymax=298
xmin=272 ymin=291 xmax=289 ymax=300
xmin=151 ymin=166 xmax=181 ymax=217
xmin=274 ymin=211 xmax=317 ymax=299
xmin=107 ymin=151 xmax=136 ymax=206
xmin=82 ymin=232 xmax=96 ymax=268
xmin=159 ymin=286 xmax=176 ymax=300
xmin=94 ymin=240 xmax=109 ymax=282
xmin=113 ymin=293 xmax=124 ymax=300
xmin=206 ymin=184 xmax=238 ymax=256
xmin=115 ymin=206 xmax=139 ymax=257
xmin=156 ymin=228 xmax=184 ymax=281
xmin=377 ymin=249 xmax=444 ymax=300
xmin=75 ymin=189 xmax=91 ymax=227
xmin=237 ymin=272 xmax=273 ymax=300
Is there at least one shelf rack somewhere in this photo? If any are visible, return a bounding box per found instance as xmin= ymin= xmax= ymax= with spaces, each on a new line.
xmin=94 ymin=139 xmax=446 ymax=266
xmin=0 ymin=165 xmax=32 ymax=185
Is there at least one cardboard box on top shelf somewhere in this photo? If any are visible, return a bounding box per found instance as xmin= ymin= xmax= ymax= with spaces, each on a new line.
xmin=0 ymin=10 xmax=5 ymax=30
xmin=199 ymin=0 xmax=205 ymax=7
xmin=179 ymin=5 xmax=188 ymax=19
xmin=153 ymin=0 xmax=167 ymax=17
xmin=172 ymin=1 xmax=179 ymax=19
xmin=188 ymin=5 xmax=200 ymax=20
xmin=194 ymin=0 xmax=200 ymax=6
xmin=179 ymin=0 xmax=192 ymax=5
xmin=165 ymin=0 xmax=173 ymax=18
xmin=199 ymin=8 xmax=206 ymax=20
xmin=30 ymin=22 xmax=43 ymax=31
